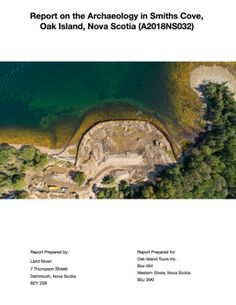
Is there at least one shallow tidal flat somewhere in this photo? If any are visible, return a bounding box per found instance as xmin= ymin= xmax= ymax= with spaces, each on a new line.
xmin=0 ymin=119 xmax=77 ymax=149
xmin=0 ymin=62 xmax=235 ymax=152
xmin=0 ymin=103 xmax=177 ymax=153
xmin=0 ymin=62 xmax=183 ymax=150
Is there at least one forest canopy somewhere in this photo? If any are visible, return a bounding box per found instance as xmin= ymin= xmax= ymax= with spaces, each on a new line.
xmin=0 ymin=144 xmax=47 ymax=198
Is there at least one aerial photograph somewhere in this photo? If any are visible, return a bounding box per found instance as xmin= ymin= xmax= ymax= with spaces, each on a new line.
xmin=0 ymin=62 xmax=235 ymax=199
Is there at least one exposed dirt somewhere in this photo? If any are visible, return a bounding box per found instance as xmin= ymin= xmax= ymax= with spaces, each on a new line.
xmin=76 ymin=120 xmax=176 ymax=181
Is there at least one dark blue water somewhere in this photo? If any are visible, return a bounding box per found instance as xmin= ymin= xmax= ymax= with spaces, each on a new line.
xmin=0 ymin=62 xmax=173 ymax=130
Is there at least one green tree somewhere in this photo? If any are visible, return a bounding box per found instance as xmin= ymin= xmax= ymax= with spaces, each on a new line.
xmin=20 ymin=145 xmax=37 ymax=163
xmin=15 ymin=191 xmax=29 ymax=199
xmin=141 ymin=185 xmax=156 ymax=199
xmin=70 ymin=171 xmax=86 ymax=186
xmin=97 ymin=187 xmax=122 ymax=199
xmin=101 ymin=175 xmax=115 ymax=185
xmin=11 ymin=173 xmax=25 ymax=191
xmin=118 ymin=180 xmax=135 ymax=198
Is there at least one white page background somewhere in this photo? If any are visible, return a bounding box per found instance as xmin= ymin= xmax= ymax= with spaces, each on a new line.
xmin=0 ymin=0 xmax=236 ymax=304
xmin=0 ymin=0 xmax=235 ymax=61
xmin=0 ymin=200 xmax=235 ymax=305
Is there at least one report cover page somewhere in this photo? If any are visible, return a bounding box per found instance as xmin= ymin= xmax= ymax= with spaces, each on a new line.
xmin=0 ymin=0 xmax=235 ymax=304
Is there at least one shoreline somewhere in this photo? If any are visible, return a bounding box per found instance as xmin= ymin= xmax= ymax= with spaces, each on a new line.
xmin=7 ymin=118 xmax=181 ymax=166
xmin=1 ymin=64 xmax=236 ymax=155
xmin=0 ymin=103 xmax=179 ymax=153
xmin=190 ymin=64 xmax=236 ymax=98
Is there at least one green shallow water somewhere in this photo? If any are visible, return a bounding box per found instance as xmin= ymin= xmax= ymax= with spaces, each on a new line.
xmin=0 ymin=62 xmax=174 ymax=130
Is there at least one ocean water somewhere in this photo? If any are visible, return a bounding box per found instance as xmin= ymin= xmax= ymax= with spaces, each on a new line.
xmin=0 ymin=62 xmax=173 ymax=130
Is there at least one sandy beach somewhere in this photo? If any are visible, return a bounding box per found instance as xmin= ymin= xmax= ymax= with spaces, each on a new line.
xmin=190 ymin=65 xmax=236 ymax=97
